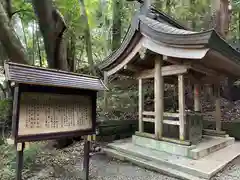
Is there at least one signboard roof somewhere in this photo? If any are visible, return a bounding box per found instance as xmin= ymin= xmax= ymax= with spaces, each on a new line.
xmin=4 ymin=62 xmax=106 ymax=91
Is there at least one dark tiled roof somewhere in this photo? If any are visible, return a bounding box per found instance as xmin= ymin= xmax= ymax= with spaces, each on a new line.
xmin=4 ymin=62 xmax=106 ymax=91
xmin=99 ymin=6 xmax=240 ymax=71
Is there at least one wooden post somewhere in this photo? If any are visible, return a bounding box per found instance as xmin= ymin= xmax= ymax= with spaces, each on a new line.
xmin=194 ymin=84 xmax=201 ymax=112
xmin=16 ymin=142 xmax=25 ymax=180
xmin=103 ymin=71 xmax=108 ymax=113
xmin=83 ymin=138 xmax=90 ymax=180
xmin=214 ymin=84 xmax=221 ymax=131
xmin=138 ymin=78 xmax=143 ymax=132
xmin=154 ymin=57 xmax=164 ymax=138
xmin=178 ymin=75 xmax=186 ymax=141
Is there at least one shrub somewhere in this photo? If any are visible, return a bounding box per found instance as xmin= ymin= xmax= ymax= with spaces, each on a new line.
xmin=0 ymin=99 xmax=12 ymax=139
xmin=0 ymin=142 xmax=41 ymax=180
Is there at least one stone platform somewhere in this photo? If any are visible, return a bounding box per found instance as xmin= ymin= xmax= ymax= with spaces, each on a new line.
xmin=133 ymin=135 xmax=235 ymax=159
xmin=103 ymin=137 xmax=240 ymax=180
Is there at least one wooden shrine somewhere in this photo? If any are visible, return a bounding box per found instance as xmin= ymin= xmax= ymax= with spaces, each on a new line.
xmin=99 ymin=5 xmax=240 ymax=146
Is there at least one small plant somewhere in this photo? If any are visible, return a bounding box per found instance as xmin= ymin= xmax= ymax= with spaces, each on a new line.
xmin=0 ymin=99 xmax=12 ymax=139
xmin=0 ymin=142 xmax=41 ymax=180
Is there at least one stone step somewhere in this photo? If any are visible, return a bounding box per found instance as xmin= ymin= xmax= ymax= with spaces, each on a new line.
xmin=105 ymin=139 xmax=240 ymax=179
xmin=189 ymin=136 xmax=235 ymax=159
xmin=132 ymin=134 xmax=235 ymax=160
xmin=107 ymin=142 xmax=209 ymax=179
xmin=104 ymin=147 xmax=204 ymax=180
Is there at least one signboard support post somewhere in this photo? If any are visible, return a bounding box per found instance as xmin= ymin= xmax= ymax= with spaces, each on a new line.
xmin=16 ymin=142 xmax=25 ymax=180
xmin=83 ymin=138 xmax=90 ymax=180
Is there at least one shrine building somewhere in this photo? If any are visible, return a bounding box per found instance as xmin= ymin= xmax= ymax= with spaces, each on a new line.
xmin=99 ymin=3 xmax=240 ymax=180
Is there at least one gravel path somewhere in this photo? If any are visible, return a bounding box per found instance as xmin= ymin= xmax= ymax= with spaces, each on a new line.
xmin=26 ymin=142 xmax=240 ymax=180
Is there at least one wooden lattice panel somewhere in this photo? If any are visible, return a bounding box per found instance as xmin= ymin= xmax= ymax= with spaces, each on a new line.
xmin=18 ymin=92 xmax=92 ymax=136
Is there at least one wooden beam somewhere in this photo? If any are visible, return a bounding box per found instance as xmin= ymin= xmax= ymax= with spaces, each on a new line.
xmin=214 ymin=84 xmax=221 ymax=131
xmin=163 ymin=120 xmax=180 ymax=126
xmin=106 ymin=39 xmax=143 ymax=76
xmin=194 ymin=84 xmax=201 ymax=112
xmin=135 ymin=65 xmax=189 ymax=79
xmin=139 ymin=79 xmax=144 ymax=132
xmin=178 ymin=74 xmax=186 ymax=141
xmin=190 ymin=64 xmax=218 ymax=76
xmin=163 ymin=56 xmax=219 ymax=77
xmin=135 ymin=69 xmax=154 ymax=79
xmin=143 ymin=117 xmax=154 ymax=123
xmin=124 ymin=65 xmax=143 ymax=72
xmin=142 ymin=111 xmax=180 ymax=118
xmin=154 ymin=57 xmax=164 ymax=138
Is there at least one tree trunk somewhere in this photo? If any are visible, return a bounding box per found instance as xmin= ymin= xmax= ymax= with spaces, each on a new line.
xmin=166 ymin=0 xmax=171 ymax=15
xmin=36 ymin=30 xmax=42 ymax=67
xmin=58 ymin=34 xmax=68 ymax=71
xmin=211 ymin=0 xmax=230 ymax=37
xmin=211 ymin=0 xmax=233 ymax=100
xmin=112 ymin=0 xmax=122 ymax=51
xmin=79 ymin=0 xmax=96 ymax=75
xmin=0 ymin=2 xmax=28 ymax=64
xmin=190 ymin=0 xmax=196 ymax=30
xmin=32 ymin=0 xmax=67 ymax=70
xmin=67 ymin=34 xmax=76 ymax=72
xmin=32 ymin=21 xmax=35 ymax=65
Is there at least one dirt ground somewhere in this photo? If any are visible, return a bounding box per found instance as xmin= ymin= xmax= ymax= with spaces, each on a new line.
xmin=25 ymin=141 xmax=240 ymax=180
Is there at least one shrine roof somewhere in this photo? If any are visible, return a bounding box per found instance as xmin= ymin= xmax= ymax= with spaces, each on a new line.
xmin=99 ymin=7 xmax=240 ymax=75
xmin=4 ymin=62 xmax=106 ymax=91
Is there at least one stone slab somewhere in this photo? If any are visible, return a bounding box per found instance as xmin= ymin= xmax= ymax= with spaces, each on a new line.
xmin=132 ymin=135 xmax=196 ymax=157
xmin=104 ymin=138 xmax=240 ymax=179
xmin=189 ymin=135 xmax=235 ymax=159
xmin=133 ymin=135 xmax=235 ymax=159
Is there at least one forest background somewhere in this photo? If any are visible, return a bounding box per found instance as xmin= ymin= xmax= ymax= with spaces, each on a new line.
xmin=0 ymin=0 xmax=240 ymax=178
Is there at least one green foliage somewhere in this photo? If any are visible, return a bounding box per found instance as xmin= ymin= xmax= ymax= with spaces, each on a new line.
xmin=0 ymin=99 xmax=12 ymax=123
xmin=0 ymin=142 xmax=41 ymax=180
xmin=0 ymin=99 xmax=12 ymax=138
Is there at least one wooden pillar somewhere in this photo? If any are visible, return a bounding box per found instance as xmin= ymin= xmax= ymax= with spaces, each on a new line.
xmin=194 ymin=84 xmax=201 ymax=112
xmin=103 ymin=71 xmax=108 ymax=113
xmin=16 ymin=142 xmax=25 ymax=180
xmin=154 ymin=57 xmax=164 ymax=138
xmin=83 ymin=138 xmax=90 ymax=180
xmin=178 ymin=74 xmax=186 ymax=141
xmin=138 ymin=78 xmax=143 ymax=132
xmin=214 ymin=84 xmax=221 ymax=131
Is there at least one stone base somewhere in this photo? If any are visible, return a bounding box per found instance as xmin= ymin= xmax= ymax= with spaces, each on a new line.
xmin=133 ymin=135 xmax=235 ymax=159
xmin=103 ymin=138 xmax=240 ymax=180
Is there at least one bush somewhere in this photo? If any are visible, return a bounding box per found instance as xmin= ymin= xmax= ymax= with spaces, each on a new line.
xmin=0 ymin=142 xmax=41 ymax=180
xmin=0 ymin=99 xmax=12 ymax=139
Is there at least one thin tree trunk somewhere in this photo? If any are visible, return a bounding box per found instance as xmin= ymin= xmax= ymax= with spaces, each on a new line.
xmin=112 ymin=0 xmax=122 ymax=51
xmin=79 ymin=0 xmax=96 ymax=75
xmin=36 ymin=30 xmax=42 ymax=67
xmin=32 ymin=21 xmax=35 ymax=65
xmin=190 ymin=0 xmax=196 ymax=30
xmin=101 ymin=0 xmax=109 ymax=55
xmin=166 ymin=0 xmax=171 ymax=15
xmin=67 ymin=34 xmax=76 ymax=72
xmin=0 ymin=2 xmax=28 ymax=64
xmin=20 ymin=17 xmax=28 ymax=51
xmin=58 ymin=34 xmax=68 ymax=71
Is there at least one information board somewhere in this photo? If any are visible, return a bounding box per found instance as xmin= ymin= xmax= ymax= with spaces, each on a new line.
xmin=18 ymin=92 xmax=92 ymax=137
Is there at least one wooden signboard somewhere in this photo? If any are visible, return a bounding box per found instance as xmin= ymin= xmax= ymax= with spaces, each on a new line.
xmin=4 ymin=62 xmax=106 ymax=180
xmin=12 ymin=84 xmax=97 ymax=142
